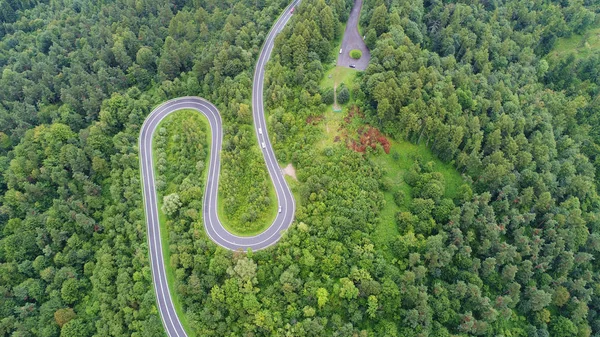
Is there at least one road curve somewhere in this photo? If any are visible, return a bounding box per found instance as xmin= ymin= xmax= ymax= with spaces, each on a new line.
xmin=139 ymin=1 xmax=299 ymax=336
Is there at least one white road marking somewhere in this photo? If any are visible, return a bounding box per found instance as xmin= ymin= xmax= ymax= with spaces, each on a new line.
xmin=138 ymin=1 xmax=301 ymax=336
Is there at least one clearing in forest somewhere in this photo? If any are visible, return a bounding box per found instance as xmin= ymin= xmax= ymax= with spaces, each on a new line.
xmin=309 ymin=104 xmax=465 ymax=254
xmin=548 ymin=25 xmax=600 ymax=59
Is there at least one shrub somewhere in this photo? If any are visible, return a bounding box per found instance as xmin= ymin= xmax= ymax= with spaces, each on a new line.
xmin=393 ymin=190 xmax=405 ymax=206
xmin=321 ymin=88 xmax=334 ymax=104
xmin=162 ymin=193 xmax=182 ymax=216
xmin=350 ymin=49 xmax=362 ymax=59
xmin=337 ymin=86 xmax=350 ymax=104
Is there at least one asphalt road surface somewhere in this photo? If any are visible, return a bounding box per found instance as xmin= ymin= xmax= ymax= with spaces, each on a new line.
xmin=139 ymin=1 xmax=300 ymax=336
xmin=337 ymin=0 xmax=370 ymax=70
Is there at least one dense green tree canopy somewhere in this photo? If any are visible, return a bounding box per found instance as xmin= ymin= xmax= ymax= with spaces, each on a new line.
xmin=1 ymin=0 xmax=600 ymax=336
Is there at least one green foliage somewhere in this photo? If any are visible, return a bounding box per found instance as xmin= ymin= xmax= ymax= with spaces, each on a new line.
xmin=339 ymin=277 xmax=359 ymax=299
xmin=60 ymin=319 xmax=92 ymax=337
xmin=358 ymin=0 xmax=600 ymax=333
xmin=60 ymin=278 xmax=81 ymax=305
xmin=393 ymin=190 xmax=405 ymax=206
xmin=369 ymin=4 xmax=388 ymax=36
xmin=320 ymin=66 xmax=358 ymax=90
xmin=321 ymin=88 xmax=334 ymax=105
xmin=337 ymin=86 xmax=350 ymax=104
xmin=553 ymin=286 xmax=570 ymax=307
xmin=2 ymin=0 xmax=600 ymax=336
xmin=218 ymin=122 xmax=276 ymax=234
xmin=550 ymin=316 xmax=578 ymax=337
xmin=371 ymin=138 xmax=464 ymax=248
xmin=349 ymin=49 xmax=362 ymax=59
xmin=0 ymin=90 xmax=164 ymax=334
xmin=0 ymin=1 xmax=296 ymax=335
xmin=316 ymin=287 xmax=329 ymax=308
xmin=161 ymin=193 xmax=182 ymax=216
xmin=548 ymin=26 xmax=600 ymax=60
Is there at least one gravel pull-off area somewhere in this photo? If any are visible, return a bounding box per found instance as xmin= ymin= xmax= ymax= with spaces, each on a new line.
xmin=283 ymin=163 xmax=297 ymax=180
xmin=337 ymin=0 xmax=370 ymax=70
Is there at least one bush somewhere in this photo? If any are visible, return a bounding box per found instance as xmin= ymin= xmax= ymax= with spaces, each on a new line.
xmin=381 ymin=179 xmax=393 ymax=191
xmin=350 ymin=49 xmax=362 ymax=59
xmin=418 ymin=180 xmax=444 ymax=201
xmin=162 ymin=193 xmax=182 ymax=216
xmin=393 ymin=190 xmax=405 ymax=206
xmin=321 ymin=88 xmax=334 ymax=104
xmin=337 ymin=86 xmax=350 ymax=104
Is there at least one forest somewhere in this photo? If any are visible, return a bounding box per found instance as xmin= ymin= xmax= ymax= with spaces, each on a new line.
xmin=1 ymin=0 xmax=600 ymax=336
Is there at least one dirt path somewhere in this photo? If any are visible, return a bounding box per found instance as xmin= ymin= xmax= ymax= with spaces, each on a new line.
xmin=333 ymin=83 xmax=341 ymax=111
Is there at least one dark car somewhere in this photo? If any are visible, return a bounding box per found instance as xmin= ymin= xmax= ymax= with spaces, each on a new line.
xmin=349 ymin=64 xmax=356 ymax=68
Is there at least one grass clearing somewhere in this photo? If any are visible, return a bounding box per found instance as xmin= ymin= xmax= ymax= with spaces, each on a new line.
xmin=320 ymin=66 xmax=358 ymax=91
xmin=311 ymin=105 xmax=465 ymax=251
xmin=547 ymin=25 xmax=600 ymax=60
xmin=315 ymin=109 xmax=345 ymax=151
xmin=370 ymin=138 xmax=464 ymax=248
xmin=319 ymin=66 xmax=358 ymax=111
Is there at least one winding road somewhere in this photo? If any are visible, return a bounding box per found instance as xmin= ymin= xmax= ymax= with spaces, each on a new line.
xmin=139 ymin=1 xmax=299 ymax=336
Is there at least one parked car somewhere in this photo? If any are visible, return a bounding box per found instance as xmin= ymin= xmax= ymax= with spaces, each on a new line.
xmin=349 ymin=64 xmax=356 ymax=68
xmin=339 ymin=48 xmax=342 ymax=54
